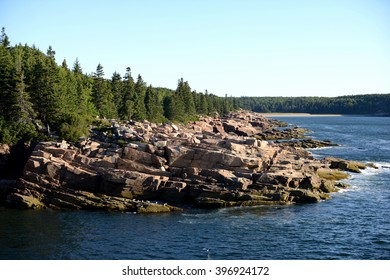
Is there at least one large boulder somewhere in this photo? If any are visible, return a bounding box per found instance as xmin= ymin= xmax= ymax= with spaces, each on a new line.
xmin=169 ymin=146 xmax=259 ymax=170
xmin=122 ymin=146 xmax=166 ymax=168
xmin=6 ymin=193 xmax=45 ymax=209
xmin=299 ymin=176 xmax=321 ymax=190
xmin=327 ymin=158 xmax=366 ymax=173
xmin=60 ymin=165 xmax=101 ymax=192
xmin=160 ymin=181 xmax=187 ymax=203
xmin=200 ymin=169 xmax=250 ymax=189
xmin=193 ymin=197 xmax=229 ymax=208
xmin=289 ymin=189 xmax=321 ymax=203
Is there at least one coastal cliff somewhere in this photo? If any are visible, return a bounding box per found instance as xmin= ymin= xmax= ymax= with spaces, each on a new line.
xmin=0 ymin=111 xmax=369 ymax=213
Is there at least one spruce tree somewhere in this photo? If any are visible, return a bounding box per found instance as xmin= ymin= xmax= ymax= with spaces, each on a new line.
xmin=145 ymin=85 xmax=164 ymax=123
xmin=232 ymin=96 xmax=239 ymax=110
xmin=163 ymin=95 xmax=176 ymax=120
xmin=0 ymin=27 xmax=10 ymax=48
xmin=170 ymin=89 xmax=185 ymax=121
xmin=199 ymin=92 xmax=209 ymax=115
xmin=0 ymin=31 xmax=13 ymax=120
xmin=10 ymin=47 xmax=35 ymax=123
xmin=29 ymin=50 xmax=60 ymax=127
xmin=120 ymin=67 xmax=135 ymax=120
xmin=92 ymin=63 xmax=116 ymax=118
xmin=61 ymin=59 xmax=68 ymax=70
xmin=55 ymin=66 xmax=78 ymax=117
xmin=111 ymin=71 xmax=123 ymax=115
xmin=132 ymin=74 xmax=147 ymax=120
xmin=222 ymin=93 xmax=230 ymax=115
xmin=205 ymin=90 xmax=215 ymax=115
xmin=46 ymin=46 xmax=56 ymax=61
xmin=176 ymin=78 xmax=196 ymax=117
xmin=72 ymin=58 xmax=82 ymax=74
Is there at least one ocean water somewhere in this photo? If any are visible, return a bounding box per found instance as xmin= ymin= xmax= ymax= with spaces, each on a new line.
xmin=0 ymin=116 xmax=389 ymax=260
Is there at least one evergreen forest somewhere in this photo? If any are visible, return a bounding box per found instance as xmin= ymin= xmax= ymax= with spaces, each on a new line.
xmin=1 ymin=28 xmax=389 ymax=145
xmin=0 ymin=28 xmax=237 ymax=145
xmin=237 ymin=95 xmax=390 ymax=115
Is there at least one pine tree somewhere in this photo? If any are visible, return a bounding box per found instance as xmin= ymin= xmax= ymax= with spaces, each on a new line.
xmin=46 ymin=46 xmax=56 ymax=62
xmin=72 ymin=61 xmax=96 ymax=117
xmin=132 ymin=74 xmax=147 ymax=120
xmin=77 ymin=75 xmax=96 ymax=116
xmin=169 ymin=86 xmax=185 ymax=121
xmin=92 ymin=63 xmax=116 ymax=118
xmin=0 ymin=27 xmax=10 ymax=48
xmin=10 ymin=47 xmax=35 ymax=123
xmin=205 ymin=90 xmax=215 ymax=115
xmin=72 ymin=58 xmax=82 ymax=74
xmin=232 ymin=96 xmax=239 ymax=110
xmin=163 ymin=95 xmax=176 ymax=120
xmin=145 ymin=85 xmax=164 ymax=123
xmin=111 ymin=71 xmax=123 ymax=114
xmin=55 ymin=66 xmax=78 ymax=117
xmin=176 ymin=78 xmax=196 ymax=117
xmin=55 ymin=67 xmax=94 ymax=141
xmin=61 ymin=59 xmax=68 ymax=70
xmin=199 ymin=92 xmax=209 ymax=115
xmin=30 ymin=51 xmax=60 ymax=127
xmin=92 ymin=63 xmax=105 ymax=115
xmin=0 ymin=30 xmax=13 ymax=120
xmin=120 ymin=67 xmax=135 ymax=119
xmin=165 ymin=78 xmax=195 ymax=122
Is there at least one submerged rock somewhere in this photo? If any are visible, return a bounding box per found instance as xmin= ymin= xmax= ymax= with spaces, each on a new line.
xmin=277 ymin=139 xmax=339 ymax=149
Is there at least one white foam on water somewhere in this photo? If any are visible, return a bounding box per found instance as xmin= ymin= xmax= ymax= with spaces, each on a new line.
xmin=308 ymin=146 xmax=334 ymax=151
xmin=377 ymin=162 xmax=390 ymax=169
xmin=337 ymin=184 xmax=360 ymax=193
xmin=360 ymin=162 xmax=390 ymax=176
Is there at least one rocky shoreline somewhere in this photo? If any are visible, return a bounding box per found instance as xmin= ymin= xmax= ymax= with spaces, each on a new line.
xmin=0 ymin=111 xmax=374 ymax=213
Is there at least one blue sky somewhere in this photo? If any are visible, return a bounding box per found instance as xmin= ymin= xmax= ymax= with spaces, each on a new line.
xmin=1 ymin=0 xmax=389 ymax=97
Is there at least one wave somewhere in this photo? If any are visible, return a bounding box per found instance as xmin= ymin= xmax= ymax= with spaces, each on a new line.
xmin=376 ymin=162 xmax=390 ymax=169
xmin=336 ymin=184 xmax=360 ymax=193
xmin=360 ymin=162 xmax=390 ymax=176
xmin=308 ymin=146 xmax=335 ymax=151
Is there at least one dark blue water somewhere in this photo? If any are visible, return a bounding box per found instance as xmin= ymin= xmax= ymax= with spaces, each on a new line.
xmin=1 ymin=116 xmax=389 ymax=260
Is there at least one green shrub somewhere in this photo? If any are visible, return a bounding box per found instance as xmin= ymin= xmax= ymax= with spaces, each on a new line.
xmin=0 ymin=117 xmax=38 ymax=145
xmin=57 ymin=113 xmax=90 ymax=142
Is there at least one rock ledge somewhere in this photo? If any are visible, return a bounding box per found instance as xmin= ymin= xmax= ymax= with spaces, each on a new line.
xmin=1 ymin=111 xmax=368 ymax=212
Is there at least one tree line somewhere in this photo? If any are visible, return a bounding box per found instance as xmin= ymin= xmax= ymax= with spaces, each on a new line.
xmin=0 ymin=28 xmax=237 ymax=145
xmin=1 ymin=28 xmax=388 ymax=145
xmin=236 ymin=95 xmax=390 ymax=115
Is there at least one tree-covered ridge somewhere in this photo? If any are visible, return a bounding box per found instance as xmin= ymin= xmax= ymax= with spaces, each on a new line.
xmin=1 ymin=28 xmax=388 ymax=145
xmin=0 ymin=28 xmax=236 ymax=144
xmin=236 ymin=94 xmax=390 ymax=115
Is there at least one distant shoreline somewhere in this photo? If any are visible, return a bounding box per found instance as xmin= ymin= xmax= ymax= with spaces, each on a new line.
xmin=261 ymin=113 xmax=343 ymax=117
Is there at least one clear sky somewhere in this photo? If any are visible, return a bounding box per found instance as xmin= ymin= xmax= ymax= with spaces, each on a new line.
xmin=1 ymin=0 xmax=389 ymax=97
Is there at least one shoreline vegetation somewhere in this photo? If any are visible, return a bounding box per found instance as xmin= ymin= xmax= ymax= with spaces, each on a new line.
xmin=238 ymin=95 xmax=390 ymax=116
